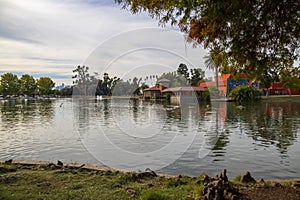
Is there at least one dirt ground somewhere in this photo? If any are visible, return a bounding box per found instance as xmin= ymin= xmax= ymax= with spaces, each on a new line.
xmin=239 ymin=181 xmax=300 ymax=200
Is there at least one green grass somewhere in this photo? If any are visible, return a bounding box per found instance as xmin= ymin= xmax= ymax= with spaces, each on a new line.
xmin=262 ymin=95 xmax=300 ymax=102
xmin=278 ymin=181 xmax=293 ymax=187
xmin=0 ymin=163 xmax=204 ymax=200
xmin=141 ymin=190 xmax=172 ymax=200
xmin=2 ymin=163 xmax=298 ymax=199
xmin=232 ymin=174 xmax=242 ymax=183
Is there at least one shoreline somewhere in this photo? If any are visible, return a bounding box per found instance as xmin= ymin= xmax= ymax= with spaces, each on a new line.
xmin=1 ymin=159 xmax=300 ymax=199
xmin=1 ymin=159 xmax=299 ymax=182
xmin=261 ymin=95 xmax=300 ymax=99
xmin=0 ymin=159 xmax=176 ymax=178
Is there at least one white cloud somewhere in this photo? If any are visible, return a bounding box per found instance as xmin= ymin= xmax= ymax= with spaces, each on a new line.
xmin=0 ymin=0 xmax=210 ymax=85
xmin=84 ymin=28 xmax=210 ymax=82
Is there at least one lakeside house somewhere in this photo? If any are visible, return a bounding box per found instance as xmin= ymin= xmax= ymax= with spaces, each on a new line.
xmin=143 ymin=78 xmax=205 ymax=104
xmin=268 ymin=82 xmax=300 ymax=95
xmin=199 ymin=74 xmax=300 ymax=96
xmin=269 ymin=82 xmax=288 ymax=95
xmin=162 ymin=86 xmax=205 ymax=104
xmin=143 ymin=85 xmax=163 ymax=99
xmin=143 ymin=78 xmax=170 ymax=100
xmin=143 ymin=75 xmax=300 ymax=104
xmin=199 ymin=74 xmax=229 ymax=97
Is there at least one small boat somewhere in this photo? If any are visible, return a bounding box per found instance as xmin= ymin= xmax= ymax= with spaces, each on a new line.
xmin=97 ymin=95 xmax=103 ymax=101
xmin=165 ymin=105 xmax=180 ymax=111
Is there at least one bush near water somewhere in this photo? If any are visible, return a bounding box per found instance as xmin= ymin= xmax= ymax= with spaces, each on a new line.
xmin=229 ymin=85 xmax=261 ymax=103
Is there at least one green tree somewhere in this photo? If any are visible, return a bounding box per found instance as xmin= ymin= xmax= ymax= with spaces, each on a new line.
xmin=60 ymin=86 xmax=73 ymax=97
xmin=72 ymin=65 xmax=100 ymax=96
xmin=190 ymin=68 xmax=205 ymax=86
xmin=97 ymin=73 xmax=120 ymax=96
xmin=280 ymin=68 xmax=300 ymax=96
xmin=112 ymin=79 xmax=130 ymax=96
xmin=131 ymin=77 xmax=141 ymax=96
xmin=229 ymin=85 xmax=261 ymax=103
xmin=37 ymin=77 xmax=55 ymax=95
xmin=20 ymin=74 xmax=36 ymax=96
xmin=0 ymin=73 xmax=20 ymax=96
xmin=72 ymin=65 xmax=90 ymax=85
xmin=158 ymin=64 xmax=205 ymax=87
xmin=177 ymin=63 xmax=189 ymax=79
xmin=73 ymin=65 xmax=91 ymax=96
xmin=158 ymin=71 xmax=180 ymax=87
xmin=116 ymin=0 xmax=299 ymax=78
xmin=204 ymin=47 xmax=224 ymax=89
xmin=259 ymin=72 xmax=272 ymax=97
xmin=258 ymin=69 xmax=278 ymax=97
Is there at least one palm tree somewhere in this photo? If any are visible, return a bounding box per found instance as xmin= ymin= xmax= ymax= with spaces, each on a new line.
xmin=204 ymin=47 xmax=222 ymax=89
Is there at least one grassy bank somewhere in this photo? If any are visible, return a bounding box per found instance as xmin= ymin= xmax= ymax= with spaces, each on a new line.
xmin=0 ymin=161 xmax=299 ymax=200
xmin=0 ymin=162 xmax=203 ymax=200
xmin=261 ymin=95 xmax=300 ymax=101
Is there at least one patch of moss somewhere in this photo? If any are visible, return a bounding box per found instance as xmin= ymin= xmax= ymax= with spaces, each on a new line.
xmin=0 ymin=163 xmax=205 ymax=200
xmin=141 ymin=190 xmax=169 ymax=200
xmin=232 ymin=174 xmax=242 ymax=183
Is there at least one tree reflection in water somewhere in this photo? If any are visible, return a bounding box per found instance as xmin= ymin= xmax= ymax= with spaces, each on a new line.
xmin=226 ymin=101 xmax=299 ymax=156
xmin=0 ymin=99 xmax=54 ymax=129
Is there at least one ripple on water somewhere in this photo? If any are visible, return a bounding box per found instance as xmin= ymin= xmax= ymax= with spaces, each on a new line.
xmin=0 ymin=99 xmax=300 ymax=179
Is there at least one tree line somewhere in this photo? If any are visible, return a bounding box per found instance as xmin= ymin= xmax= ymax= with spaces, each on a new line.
xmin=157 ymin=63 xmax=205 ymax=87
xmin=72 ymin=65 xmax=152 ymax=96
xmin=0 ymin=73 xmax=55 ymax=96
xmin=1 ymin=63 xmax=205 ymax=98
xmin=72 ymin=64 xmax=206 ymax=97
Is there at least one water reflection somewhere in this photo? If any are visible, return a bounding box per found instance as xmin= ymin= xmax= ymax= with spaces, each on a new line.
xmin=227 ymin=101 xmax=299 ymax=156
xmin=20 ymin=100 xmax=37 ymax=124
xmin=0 ymin=98 xmax=299 ymax=179
xmin=198 ymin=103 xmax=229 ymax=160
xmin=77 ymin=98 xmax=203 ymax=170
xmin=0 ymin=99 xmax=56 ymax=161
xmin=0 ymin=100 xmax=54 ymax=129
xmin=37 ymin=100 xmax=55 ymax=125
xmin=73 ymin=99 xmax=92 ymax=130
xmin=161 ymin=100 xmax=300 ymax=178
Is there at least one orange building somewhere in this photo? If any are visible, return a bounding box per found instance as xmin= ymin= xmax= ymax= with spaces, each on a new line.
xmin=199 ymin=74 xmax=232 ymax=96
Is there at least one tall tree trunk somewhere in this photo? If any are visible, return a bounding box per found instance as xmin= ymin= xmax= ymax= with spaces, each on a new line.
xmin=215 ymin=65 xmax=219 ymax=89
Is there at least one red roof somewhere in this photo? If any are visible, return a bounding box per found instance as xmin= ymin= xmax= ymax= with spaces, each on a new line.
xmin=143 ymin=86 xmax=161 ymax=91
xmin=162 ymin=86 xmax=205 ymax=93
xmin=199 ymin=81 xmax=226 ymax=88
xmin=270 ymin=82 xmax=285 ymax=90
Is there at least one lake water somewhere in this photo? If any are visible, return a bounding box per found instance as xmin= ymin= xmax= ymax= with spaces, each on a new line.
xmin=0 ymin=98 xmax=299 ymax=179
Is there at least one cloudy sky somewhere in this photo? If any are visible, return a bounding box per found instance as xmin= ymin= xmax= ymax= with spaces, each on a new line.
xmin=0 ymin=0 xmax=209 ymax=85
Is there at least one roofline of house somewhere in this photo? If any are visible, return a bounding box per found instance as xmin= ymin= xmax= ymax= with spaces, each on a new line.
xmin=162 ymin=86 xmax=205 ymax=92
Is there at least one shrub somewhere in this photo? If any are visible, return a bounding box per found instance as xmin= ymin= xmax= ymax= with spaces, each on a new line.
xmin=165 ymin=93 xmax=171 ymax=103
xmin=202 ymin=89 xmax=210 ymax=102
xmin=165 ymin=178 xmax=187 ymax=187
xmin=229 ymin=85 xmax=261 ymax=102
